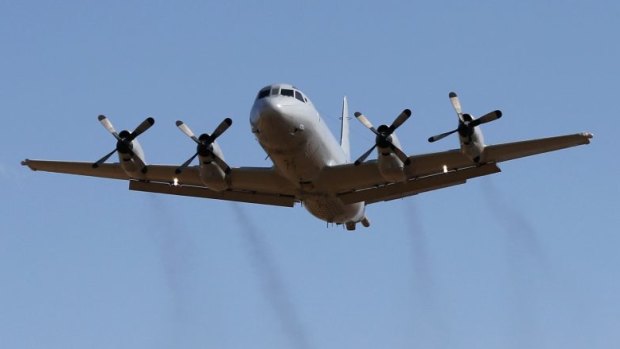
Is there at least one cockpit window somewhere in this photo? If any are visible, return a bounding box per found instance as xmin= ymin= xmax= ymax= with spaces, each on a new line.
xmin=294 ymin=91 xmax=305 ymax=102
xmin=258 ymin=87 xmax=307 ymax=103
xmin=257 ymin=88 xmax=270 ymax=100
xmin=281 ymin=89 xmax=294 ymax=97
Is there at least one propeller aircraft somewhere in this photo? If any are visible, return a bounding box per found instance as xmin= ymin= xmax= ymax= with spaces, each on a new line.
xmin=22 ymin=84 xmax=592 ymax=230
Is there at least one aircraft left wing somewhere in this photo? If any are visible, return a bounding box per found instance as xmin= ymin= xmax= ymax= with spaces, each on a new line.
xmin=481 ymin=132 xmax=593 ymax=163
xmin=315 ymin=132 xmax=592 ymax=204
xmin=338 ymin=163 xmax=501 ymax=205
xmin=21 ymin=160 xmax=297 ymax=207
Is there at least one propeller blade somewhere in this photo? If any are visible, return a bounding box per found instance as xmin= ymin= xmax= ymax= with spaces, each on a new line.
xmin=209 ymin=118 xmax=233 ymax=143
xmin=354 ymin=144 xmax=377 ymax=165
xmin=428 ymin=129 xmax=458 ymax=143
xmin=92 ymin=148 xmax=117 ymax=168
xmin=354 ymin=112 xmax=380 ymax=136
xmin=175 ymin=152 xmax=199 ymax=174
xmin=389 ymin=109 xmax=412 ymax=132
xmin=470 ymin=110 xmax=502 ymax=127
xmin=211 ymin=153 xmax=232 ymax=175
xmin=98 ymin=115 xmax=121 ymax=140
xmin=176 ymin=120 xmax=200 ymax=143
xmin=128 ymin=117 xmax=155 ymax=141
xmin=449 ymin=92 xmax=465 ymax=123
xmin=388 ymin=142 xmax=411 ymax=165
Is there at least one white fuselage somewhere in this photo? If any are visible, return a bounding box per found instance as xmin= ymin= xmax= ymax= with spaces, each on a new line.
xmin=249 ymin=84 xmax=365 ymax=225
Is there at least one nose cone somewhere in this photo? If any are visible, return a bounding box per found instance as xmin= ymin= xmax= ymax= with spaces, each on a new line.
xmin=256 ymin=97 xmax=280 ymax=122
xmin=250 ymin=97 xmax=296 ymax=131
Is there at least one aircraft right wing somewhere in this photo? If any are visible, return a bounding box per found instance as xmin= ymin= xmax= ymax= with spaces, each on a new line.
xmin=22 ymin=159 xmax=298 ymax=207
xmin=128 ymin=180 xmax=297 ymax=207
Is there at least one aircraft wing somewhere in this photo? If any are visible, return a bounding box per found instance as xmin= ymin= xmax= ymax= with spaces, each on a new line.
xmin=22 ymin=132 xmax=591 ymax=207
xmin=481 ymin=132 xmax=593 ymax=163
xmin=316 ymin=132 xmax=592 ymax=204
xmin=338 ymin=163 xmax=501 ymax=205
xmin=21 ymin=160 xmax=297 ymax=207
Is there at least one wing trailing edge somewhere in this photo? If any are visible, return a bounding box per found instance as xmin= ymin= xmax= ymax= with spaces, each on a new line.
xmin=129 ymin=181 xmax=296 ymax=207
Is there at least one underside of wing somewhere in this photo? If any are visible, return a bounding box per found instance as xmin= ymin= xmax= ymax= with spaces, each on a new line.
xmin=314 ymin=150 xmax=474 ymax=194
xmin=482 ymin=132 xmax=593 ymax=163
xmin=22 ymin=159 xmax=297 ymax=206
xmin=128 ymin=181 xmax=296 ymax=207
xmin=338 ymin=163 xmax=500 ymax=205
xmin=22 ymin=131 xmax=591 ymax=208
xmin=316 ymin=132 xmax=591 ymax=205
xmin=22 ymin=160 xmax=129 ymax=180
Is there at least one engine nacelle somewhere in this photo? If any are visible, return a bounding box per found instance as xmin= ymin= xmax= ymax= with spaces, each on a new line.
xmin=458 ymin=116 xmax=486 ymax=163
xmin=197 ymin=141 xmax=229 ymax=191
xmin=377 ymin=133 xmax=406 ymax=183
xmin=119 ymin=139 xmax=147 ymax=177
xmin=377 ymin=151 xmax=406 ymax=182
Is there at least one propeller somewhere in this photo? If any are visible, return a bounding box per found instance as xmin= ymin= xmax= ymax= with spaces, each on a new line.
xmin=175 ymin=118 xmax=232 ymax=174
xmin=92 ymin=115 xmax=155 ymax=168
xmin=354 ymin=109 xmax=412 ymax=165
xmin=428 ymin=92 xmax=502 ymax=143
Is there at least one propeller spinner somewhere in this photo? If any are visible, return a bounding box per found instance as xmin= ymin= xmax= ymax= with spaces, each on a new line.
xmin=92 ymin=115 xmax=155 ymax=168
xmin=428 ymin=92 xmax=502 ymax=143
xmin=354 ymin=109 xmax=412 ymax=165
xmin=175 ymin=118 xmax=232 ymax=174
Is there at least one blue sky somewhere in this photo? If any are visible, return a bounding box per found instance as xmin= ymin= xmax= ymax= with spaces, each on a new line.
xmin=1 ymin=1 xmax=619 ymax=348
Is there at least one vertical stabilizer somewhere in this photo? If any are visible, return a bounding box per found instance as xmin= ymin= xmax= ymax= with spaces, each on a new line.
xmin=340 ymin=96 xmax=351 ymax=162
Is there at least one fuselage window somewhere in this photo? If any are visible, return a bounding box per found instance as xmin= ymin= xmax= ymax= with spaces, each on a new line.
xmin=257 ymin=88 xmax=270 ymax=99
xmin=294 ymin=90 xmax=305 ymax=102
xmin=281 ymin=89 xmax=294 ymax=97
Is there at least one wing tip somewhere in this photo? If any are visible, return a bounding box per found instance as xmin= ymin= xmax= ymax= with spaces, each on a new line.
xmin=21 ymin=159 xmax=37 ymax=171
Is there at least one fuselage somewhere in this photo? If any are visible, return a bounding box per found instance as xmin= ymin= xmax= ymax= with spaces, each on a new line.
xmin=249 ymin=83 xmax=365 ymax=226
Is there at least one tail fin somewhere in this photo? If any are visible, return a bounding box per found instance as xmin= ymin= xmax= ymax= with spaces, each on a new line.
xmin=340 ymin=96 xmax=351 ymax=162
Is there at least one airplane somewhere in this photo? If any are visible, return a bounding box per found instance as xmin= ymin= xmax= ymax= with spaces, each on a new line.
xmin=22 ymin=83 xmax=592 ymax=230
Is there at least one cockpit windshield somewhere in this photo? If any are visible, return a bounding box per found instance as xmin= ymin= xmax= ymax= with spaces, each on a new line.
xmin=294 ymin=90 xmax=304 ymax=102
xmin=256 ymin=86 xmax=308 ymax=103
xmin=256 ymin=88 xmax=270 ymax=99
xmin=281 ymin=89 xmax=294 ymax=97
